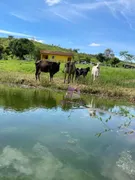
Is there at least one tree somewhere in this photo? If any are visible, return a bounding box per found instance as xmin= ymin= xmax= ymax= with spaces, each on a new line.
xmin=4 ymin=47 xmax=11 ymax=55
xmin=120 ymin=51 xmax=135 ymax=62
xmin=8 ymin=35 xmax=14 ymax=40
xmin=96 ymin=53 xmax=106 ymax=62
xmin=33 ymin=47 xmax=41 ymax=60
xmin=73 ymin=49 xmax=80 ymax=53
xmin=85 ymin=56 xmax=91 ymax=63
xmin=9 ymin=38 xmax=35 ymax=59
xmin=110 ymin=57 xmax=120 ymax=66
xmin=0 ymin=45 xmax=4 ymax=59
xmin=104 ymin=48 xmax=114 ymax=58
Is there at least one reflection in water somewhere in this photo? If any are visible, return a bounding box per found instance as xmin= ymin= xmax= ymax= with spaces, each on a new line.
xmin=86 ymin=99 xmax=96 ymax=117
xmin=95 ymin=107 xmax=135 ymax=138
xmin=0 ymin=85 xmax=131 ymax=113
xmin=0 ymin=143 xmax=92 ymax=180
xmin=116 ymin=151 xmax=135 ymax=178
xmin=0 ymin=85 xmax=135 ymax=180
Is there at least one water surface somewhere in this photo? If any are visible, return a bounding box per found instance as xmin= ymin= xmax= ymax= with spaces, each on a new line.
xmin=0 ymin=85 xmax=135 ymax=180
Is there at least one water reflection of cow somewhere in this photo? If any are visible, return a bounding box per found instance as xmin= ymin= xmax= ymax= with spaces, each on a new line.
xmin=86 ymin=99 xmax=96 ymax=117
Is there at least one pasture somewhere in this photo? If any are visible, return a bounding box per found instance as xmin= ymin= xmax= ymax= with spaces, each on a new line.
xmin=0 ymin=60 xmax=134 ymax=99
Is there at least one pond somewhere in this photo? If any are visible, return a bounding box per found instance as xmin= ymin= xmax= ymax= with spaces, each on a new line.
xmin=0 ymin=85 xmax=135 ymax=180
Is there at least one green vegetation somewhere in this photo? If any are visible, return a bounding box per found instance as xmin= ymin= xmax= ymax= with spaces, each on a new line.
xmin=0 ymin=37 xmax=100 ymax=64
xmin=0 ymin=60 xmax=134 ymax=101
xmin=0 ymin=37 xmax=135 ymax=101
xmin=9 ymin=38 xmax=35 ymax=59
xmin=120 ymin=51 xmax=135 ymax=63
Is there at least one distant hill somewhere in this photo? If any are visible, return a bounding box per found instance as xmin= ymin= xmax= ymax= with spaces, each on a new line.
xmin=0 ymin=37 xmax=72 ymax=52
xmin=0 ymin=37 xmax=97 ymax=63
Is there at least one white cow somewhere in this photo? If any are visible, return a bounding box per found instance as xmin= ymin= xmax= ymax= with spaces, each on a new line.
xmin=91 ymin=62 xmax=100 ymax=81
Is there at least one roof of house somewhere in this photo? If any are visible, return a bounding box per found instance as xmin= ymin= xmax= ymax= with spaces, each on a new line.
xmin=40 ymin=50 xmax=74 ymax=56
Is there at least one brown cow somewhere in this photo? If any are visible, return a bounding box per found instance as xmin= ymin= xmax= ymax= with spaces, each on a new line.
xmin=64 ymin=61 xmax=76 ymax=84
xmin=35 ymin=60 xmax=60 ymax=82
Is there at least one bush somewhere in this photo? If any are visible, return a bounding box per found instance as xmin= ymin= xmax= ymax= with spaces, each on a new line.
xmin=9 ymin=38 xmax=35 ymax=60
xmin=110 ymin=57 xmax=120 ymax=66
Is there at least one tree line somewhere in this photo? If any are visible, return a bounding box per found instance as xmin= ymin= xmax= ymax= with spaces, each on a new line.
xmin=96 ymin=49 xmax=135 ymax=66
xmin=0 ymin=37 xmax=134 ymax=66
xmin=0 ymin=38 xmax=41 ymax=60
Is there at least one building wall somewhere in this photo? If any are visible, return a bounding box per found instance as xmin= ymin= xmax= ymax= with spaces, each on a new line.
xmin=41 ymin=54 xmax=73 ymax=63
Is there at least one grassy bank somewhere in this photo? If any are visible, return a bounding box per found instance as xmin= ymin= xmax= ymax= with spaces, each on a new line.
xmin=0 ymin=60 xmax=135 ymax=101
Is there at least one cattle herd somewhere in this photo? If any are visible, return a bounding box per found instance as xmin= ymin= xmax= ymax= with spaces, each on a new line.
xmin=35 ymin=60 xmax=100 ymax=83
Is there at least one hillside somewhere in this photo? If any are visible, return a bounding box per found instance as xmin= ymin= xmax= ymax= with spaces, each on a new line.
xmin=0 ymin=37 xmax=97 ymax=63
xmin=0 ymin=37 xmax=73 ymax=52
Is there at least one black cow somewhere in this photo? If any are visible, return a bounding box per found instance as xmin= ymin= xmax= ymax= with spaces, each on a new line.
xmin=35 ymin=60 xmax=60 ymax=81
xmin=75 ymin=67 xmax=90 ymax=80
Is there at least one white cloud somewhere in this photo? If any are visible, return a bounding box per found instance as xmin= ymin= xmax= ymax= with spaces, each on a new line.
xmin=104 ymin=0 xmax=135 ymax=30
xmin=0 ymin=29 xmax=33 ymax=38
xmin=8 ymin=0 xmax=135 ymax=28
xmin=0 ymin=29 xmax=45 ymax=43
xmin=45 ymin=0 xmax=61 ymax=6
xmin=89 ymin=43 xmax=101 ymax=47
xmin=57 ymin=0 xmax=135 ymax=29
xmin=47 ymin=2 xmax=88 ymax=23
xmin=72 ymin=1 xmax=107 ymax=11
xmin=53 ymin=12 xmax=74 ymax=23
xmin=28 ymin=37 xmax=45 ymax=43
xmin=10 ymin=12 xmax=37 ymax=22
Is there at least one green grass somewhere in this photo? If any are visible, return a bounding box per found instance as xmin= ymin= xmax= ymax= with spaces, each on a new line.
xmin=0 ymin=60 xmax=35 ymax=73
xmin=0 ymin=60 xmax=135 ymax=99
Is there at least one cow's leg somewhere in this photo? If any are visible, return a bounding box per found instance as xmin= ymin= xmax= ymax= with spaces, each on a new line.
xmin=35 ymin=68 xmax=41 ymax=81
xmin=92 ymin=74 xmax=94 ymax=81
xmin=72 ymin=73 xmax=75 ymax=83
xmin=64 ymin=73 xmax=67 ymax=83
xmin=75 ymin=75 xmax=77 ymax=81
xmin=50 ymin=73 xmax=52 ymax=82
xmin=68 ymin=74 xmax=71 ymax=84
xmin=50 ymin=73 xmax=54 ymax=82
xmin=35 ymin=68 xmax=38 ymax=81
xmin=93 ymin=74 xmax=96 ymax=81
xmin=38 ymin=71 xmax=41 ymax=81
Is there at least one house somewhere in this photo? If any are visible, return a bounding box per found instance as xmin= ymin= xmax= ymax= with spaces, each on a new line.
xmin=40 ymin=50 xmax=74 ymax=63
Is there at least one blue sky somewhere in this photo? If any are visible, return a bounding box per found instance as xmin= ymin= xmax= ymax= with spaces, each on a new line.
xmin=0 ymin=0 xmax=135 ymax=56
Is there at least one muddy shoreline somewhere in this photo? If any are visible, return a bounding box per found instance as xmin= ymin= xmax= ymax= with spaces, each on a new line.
xmin=0 ymin=81 xmax=134 ymax=104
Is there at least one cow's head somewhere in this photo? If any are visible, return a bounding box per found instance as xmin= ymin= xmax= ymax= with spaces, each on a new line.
xmin=86 ymin=67 xmax=90 ymax=71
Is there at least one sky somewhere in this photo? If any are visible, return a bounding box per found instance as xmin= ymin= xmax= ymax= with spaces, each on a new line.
xmin=0 ymin=0 xmax=135 ymax=56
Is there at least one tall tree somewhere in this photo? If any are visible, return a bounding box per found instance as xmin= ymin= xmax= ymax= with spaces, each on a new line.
xmin=33 ymin=47 xmax=41 ymax=60
xmin=96 ymin=53 xmax=106 ymax=62
xmin=110 ymin=57 xmax=120 ymax=65
xmin=9 ymin=38 xmax=35 ymax=59
xmin=0 ymin=45 xmax=4 ymax=59
xmin=120 ymin=51 xmax=135 ymax=62
xmin=73 ymin=49 xmax=80 ymax=53
xmin=104 ymin=48 xmax=114 ymax=58
xmin=85 ymin=56 xmax=91 ymax=63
